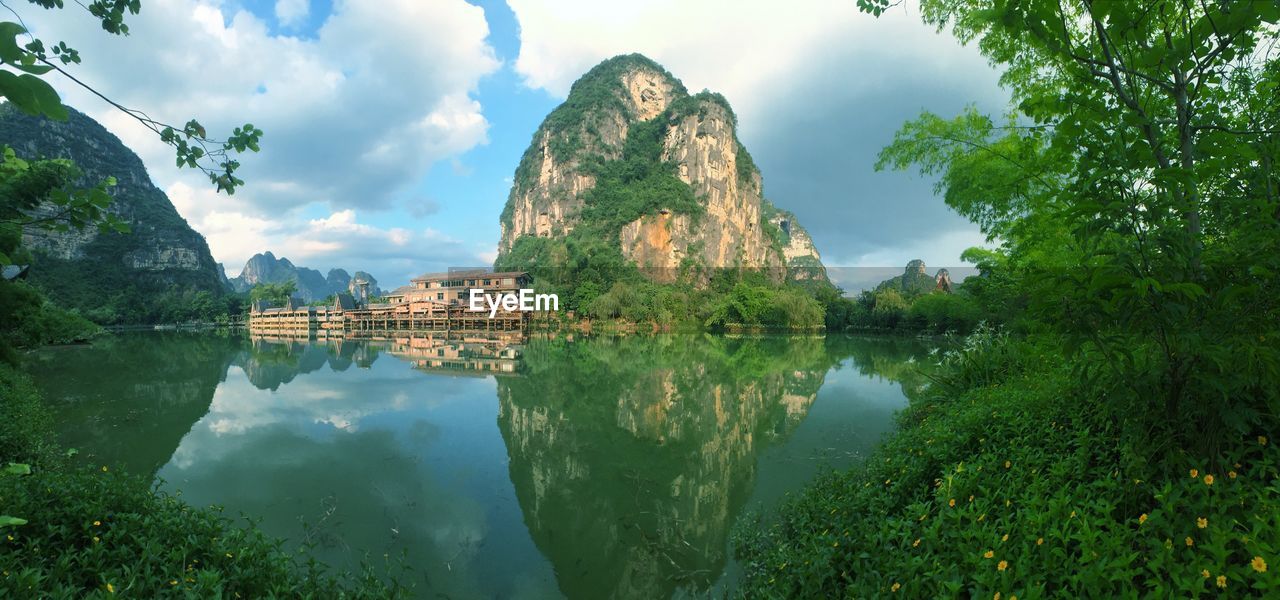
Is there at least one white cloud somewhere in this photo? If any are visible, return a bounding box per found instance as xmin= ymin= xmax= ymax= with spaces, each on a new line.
xmin=20 ymin=0 xmax=499 ymax=220
xmin=510 ymin=0 xmax=886 ymax=117
xmin=15 ymin=0 xmax=501 ymax=283
xmin=274 ymin=0 xmax=310 ymax=28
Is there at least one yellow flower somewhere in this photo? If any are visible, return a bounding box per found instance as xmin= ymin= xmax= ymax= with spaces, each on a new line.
xmin=1229 ymin=470 xmax=1238 ymax=479
xmin=93 ymin=521 xmax=101 ymax=527
xmin=1036 ymin=537 xmax=1044 ymax=545
xmin=993 ymin=593 xmax=1001 ymax=600
xmin=1197 ymin=517 xmax=1207 ymax=529
xmin=983 ymin=550 xmax=995 ymax=559
xmin=170 ymin=580 xmax=178 ymax=586
xmin=1253 ymin=556 xmax=1268 ymax=573
xmin=912 ymin=538 xmax=921 ymax=548
xmin=101 ymin=466 xmax=109 ymax=473
xmin=1001 ymin=533 xmax=1009 ymax=542
xmin=225 ymin=552 xmax=233 ymax=558
xmin=1185 ymin=536 xmax=1195 ymax=547
xmin=1260 ymin=436 xmax=1269 ymax=446
xmin=1190 ymin=468 xmax=1198 ymax=478
xmin=1204 ymin=474 xmax=1215 ymax=485
xmin=1201 ymin=569 xmax=1210 ymax=578
xmin=891 ymin=582 xmax=901 ymax=592
xmin=1139 ymin=513 xmax=1148 ymax=524
xmin=106 ymin=583 xmax=114 ymax=593
xmin=1216 ymin=575 xmax=1227 ymax=588
xmin=1070 ymin=511 xmax=1076 ymax=518
xmin=949 ymin=498 xmax=956 ymax=507
xmin=968 ymin=495 xmax=974 ymax=502
xmin=92 ymin=536 xmax=99 ymax=543
xmin=997 ymin=560 xmax=1008 ymax=571
xmin=1004 ymin=460 xmax=1011 ymax=469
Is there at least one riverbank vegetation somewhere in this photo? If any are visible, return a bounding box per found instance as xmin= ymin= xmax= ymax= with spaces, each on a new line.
xmin=737 ymin=0 xmax=1280 ymax=596
xmin=0 ymin=3 xmax=407 ymax=595
xmin=0 ymin=363 xmax=406 ymax=597
xmin=736 ymin=329 xmax=1279 ymax=597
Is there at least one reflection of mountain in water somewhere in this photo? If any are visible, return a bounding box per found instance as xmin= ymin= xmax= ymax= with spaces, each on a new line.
xmin=496 ymin=336 xmax=842 ymax=599
xmin=25 ymin=331 xmax=243 ymax=478
xmin=235 ymin=337 xmax=379 ymax=390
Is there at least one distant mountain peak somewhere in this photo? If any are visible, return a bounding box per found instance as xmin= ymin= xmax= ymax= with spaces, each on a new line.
xmin=228 ymin=252 xmax=381 ymax=301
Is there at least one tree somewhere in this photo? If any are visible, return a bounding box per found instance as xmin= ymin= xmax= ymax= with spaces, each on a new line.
xmin=872 ymin=0 xmax=1280 ymax=453
xmin=249 ymin=281 xmax=296 ymax=307
xmin=1 ymin=1 xmax=262 ymax=195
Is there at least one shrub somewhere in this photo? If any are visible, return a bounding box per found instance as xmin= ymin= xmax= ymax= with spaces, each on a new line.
xmin=0 ymin=281 xmax=100 ymax=358
xmin=0 ymin=466 xmax=406 ymax=598
xmin=734 ymin=332 xmax=1280 ymax=597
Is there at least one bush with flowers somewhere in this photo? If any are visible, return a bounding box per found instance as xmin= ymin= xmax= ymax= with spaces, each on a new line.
xmin=735 ymin=330 xmax=1279 ymax=598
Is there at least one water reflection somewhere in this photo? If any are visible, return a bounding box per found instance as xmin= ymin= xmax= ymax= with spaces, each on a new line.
xmin=31 ymin=331 xmax=932 ymax=599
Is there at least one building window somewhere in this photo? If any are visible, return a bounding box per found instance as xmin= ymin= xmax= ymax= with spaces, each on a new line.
xmin=437 ymin=292 xmax=443 ymax=300
xmin=483 ymin=279 xmax=491 ymax=286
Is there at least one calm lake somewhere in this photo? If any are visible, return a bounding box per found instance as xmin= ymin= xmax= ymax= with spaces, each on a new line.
xmin=29 ymin=331 xmax=932 ymax=599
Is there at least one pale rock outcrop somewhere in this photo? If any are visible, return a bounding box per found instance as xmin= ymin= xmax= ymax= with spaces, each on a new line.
xmin=496 ymin=54 xmax=826 ymax=286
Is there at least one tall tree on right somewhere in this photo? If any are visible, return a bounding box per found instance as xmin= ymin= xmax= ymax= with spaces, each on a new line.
xmin=874 ymin=0 xmax=1280 ymax=456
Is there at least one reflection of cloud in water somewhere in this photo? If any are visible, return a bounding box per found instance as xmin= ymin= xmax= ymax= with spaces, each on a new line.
xmin=157 ymin=349 xmax=540 ymax=598
xmin=159 ymin=424 xmax=494 ymax=596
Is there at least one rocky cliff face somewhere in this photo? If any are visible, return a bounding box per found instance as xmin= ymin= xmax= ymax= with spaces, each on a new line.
xmin=228 ymin=252 xmax=381 ymax=301
xmin=877 ymin=259 xmax=948 ymax=297
xmin=766 ymin=208 xmax=827 ymax=281
xmin=496 ymin=54 xmax=826 ymax=284
xmin=0 ymin=104 xmax=226 ymax=318
xmin=348 ymin=270 xmax=379 ymax=296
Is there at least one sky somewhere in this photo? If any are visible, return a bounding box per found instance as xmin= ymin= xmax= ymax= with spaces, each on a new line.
xmin=16 ymin=0 xmax=1007 ymax=291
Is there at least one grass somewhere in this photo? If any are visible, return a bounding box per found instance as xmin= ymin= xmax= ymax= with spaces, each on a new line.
xmin=0 ymin=363 xmax=407 ymax=598
xmin=733 ymin=330 xmax=1280 ymax=597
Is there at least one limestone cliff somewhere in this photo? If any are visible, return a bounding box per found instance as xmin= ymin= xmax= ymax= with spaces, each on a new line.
xmin=496 ymin=54 xmax=826 ymax=284
xmin=876 ymin=259 xmax=947 ymax=297
xmin=0 ymin=104 xmax=226 ymax=320
xmin=765 ymin=207 xmax=828 ymax=282
xmin=228 ymin=252 xmax=382 ymax=301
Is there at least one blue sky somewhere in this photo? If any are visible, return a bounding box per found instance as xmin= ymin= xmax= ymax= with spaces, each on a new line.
xmin=24 ymin=0 xmax=1007 ymax=291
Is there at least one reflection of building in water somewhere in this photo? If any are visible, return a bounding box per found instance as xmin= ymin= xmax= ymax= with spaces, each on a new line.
xmin=495 ymin=337 xmax=830 ymax=599
xmin=382 ymin=333 xmax=524 ymax=377
xmin=243 ymin=330 xmax=525 ymax=387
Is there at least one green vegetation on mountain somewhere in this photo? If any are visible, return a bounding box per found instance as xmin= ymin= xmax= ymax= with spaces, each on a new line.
xmin=0 ymin=104 xmax=238 ymax=324
xmin=497 ymin=54 xmax=833 ymax=330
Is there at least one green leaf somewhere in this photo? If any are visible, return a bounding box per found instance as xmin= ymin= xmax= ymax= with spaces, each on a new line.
xmin=0 ymin=516 xmax=27 ymax=529
xmin=0 ymin=69 xmax=67 ymax=119
xmin=0 ymin=22 xmax=27 ymax=63
xmin=2 ymin=462 xmax=31 ymax=476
